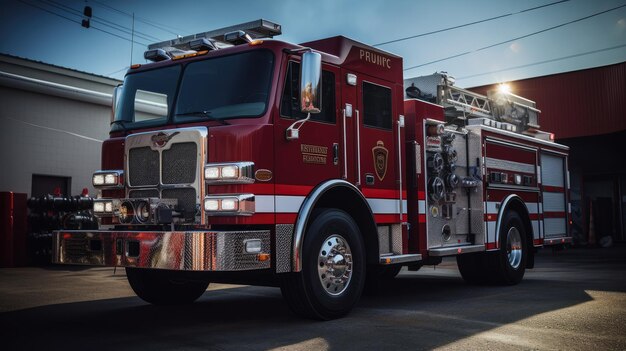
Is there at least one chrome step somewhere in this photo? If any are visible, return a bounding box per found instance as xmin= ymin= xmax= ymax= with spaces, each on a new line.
xmin=379 ymin=254 xmax=422 ymax=265
xmin=428 ymin=244 xmax=485 ymax=256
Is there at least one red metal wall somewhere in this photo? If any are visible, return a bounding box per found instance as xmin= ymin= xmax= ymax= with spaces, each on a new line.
xmin=470 ymin=61 xmax=626 ymax=140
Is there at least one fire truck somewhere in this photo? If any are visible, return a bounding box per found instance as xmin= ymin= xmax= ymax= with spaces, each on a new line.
xmin=53 ymin=19 xmax=571 ymax=320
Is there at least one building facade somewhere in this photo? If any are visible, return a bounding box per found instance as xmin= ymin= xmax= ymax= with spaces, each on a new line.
xmin=0 ymin=54 xmax=121 ymax=198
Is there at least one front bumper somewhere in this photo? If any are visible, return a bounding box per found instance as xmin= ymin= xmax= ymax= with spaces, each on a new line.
xmin=53 ymin=230 xmax=271 ymax=271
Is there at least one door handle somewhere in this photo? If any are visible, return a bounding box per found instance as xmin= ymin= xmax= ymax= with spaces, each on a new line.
xmin=333 ymin=143 xmax=339 ymax=165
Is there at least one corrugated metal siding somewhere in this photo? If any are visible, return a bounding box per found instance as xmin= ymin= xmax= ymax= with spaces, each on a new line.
xmin=470 ymin=61 xmax=626 ymax=139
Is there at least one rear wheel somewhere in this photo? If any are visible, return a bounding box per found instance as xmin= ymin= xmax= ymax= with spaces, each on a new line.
xmin=492 ymin=211 xmax=528 ymax=285
xmin=126 ymin=268 xmax=210 ymax=305
xmin=280 ymin=209 xmax=365 ymax=320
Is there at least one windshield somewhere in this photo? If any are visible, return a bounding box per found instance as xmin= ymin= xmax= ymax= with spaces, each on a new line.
xmin=113 ymin=50 xmax=274 ymax=131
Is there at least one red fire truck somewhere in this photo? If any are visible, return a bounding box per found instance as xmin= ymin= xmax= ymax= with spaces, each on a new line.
xmin=53 ymin=20 xmax=571 ymax=320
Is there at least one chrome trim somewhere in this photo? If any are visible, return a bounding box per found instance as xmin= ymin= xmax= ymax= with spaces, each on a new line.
xmin=342 ymin=108 xmax=348 ymax=179
xmin=397 ymin=116 xmax=403 ymax=221
xmin=92 ymin=170 xmax=124 ymax=189
xmin=428 ymin=244 xmax=485 ymax=256
xmin=379 ymin=253 xmax=421 ymax=265
xmin=204 ymin=161 xmax=255 ymax=185
xmin=124 ymin=127 xmax=208 ymax=225
xmin=292 ymin=179 xmax=373 ymax=272
xmin=356 ymin=109 xmax=361 ymax=186
xmin=543 ymin=236 xmax=572 ymax=246
xmin=53 ymin=229 xmax=271 ymax=271
xmin=496 ymin=194 xmax=531 ymax=243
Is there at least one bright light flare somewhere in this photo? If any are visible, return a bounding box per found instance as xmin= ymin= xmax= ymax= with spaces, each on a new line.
xmin=498 ymin=83 xmax=511 ymax=94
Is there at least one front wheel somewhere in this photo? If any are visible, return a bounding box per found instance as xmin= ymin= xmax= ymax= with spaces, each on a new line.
xmin=280 ymin=209 xmax=366 ymax=320
xmin=126 ymin=268 xmax=210 ymax=305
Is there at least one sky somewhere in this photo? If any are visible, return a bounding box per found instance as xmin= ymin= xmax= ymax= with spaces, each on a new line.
xmin=0 ymin=0 xmax=625 ymax=88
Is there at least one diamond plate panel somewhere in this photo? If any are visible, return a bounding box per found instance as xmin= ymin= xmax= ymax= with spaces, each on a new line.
xmin=129 ymin=147 xmax=159 ymax=186
xmin=162 ymin=142 xmax=197 ymax=184
xmin=391 ymin=224 xmax=403 ymax=255
xmin=275 ymin=224 xmax=294 ymax=273
xmin=377 ymin=225 xmax=391 ymax=254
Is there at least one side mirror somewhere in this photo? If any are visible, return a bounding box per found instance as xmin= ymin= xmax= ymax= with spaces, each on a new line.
xmin=300 ymin=51 xmax=322 ymax=114
xmin=111 ymin=84 xmax=123 ymax=123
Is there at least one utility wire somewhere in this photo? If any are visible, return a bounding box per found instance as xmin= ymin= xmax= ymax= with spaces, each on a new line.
xmin=375 ymin=0 xmax=570 ymax=46
xmin=17 ymin=0 xmax=150 ymax=46
xmin=456 ymin=43 xmax=626 ymax=81
xmin=89 ymin=0 xmax=187 ymax=37
xmin=39 ymin=0 xmax=160 ymax=43
xmin=404 ymin=3 xmax=626 ymax=71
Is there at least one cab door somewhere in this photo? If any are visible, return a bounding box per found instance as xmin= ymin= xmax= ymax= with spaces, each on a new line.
xmin=352 ymin=73 xmax=404 ymax=224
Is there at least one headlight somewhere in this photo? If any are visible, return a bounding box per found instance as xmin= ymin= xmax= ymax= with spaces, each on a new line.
xmin=93 ymin=199 xmax=114 ymax=217
xmin=92 ymin=170 xmax=124 ymax=188
xmin=203 ymin=162 xmax=254 ymax=184
xmin=203 ymin=194 xmax=254 ymax=215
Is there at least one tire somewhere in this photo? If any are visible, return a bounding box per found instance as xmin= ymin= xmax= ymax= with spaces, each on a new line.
xmin=491 ymin=211 xmax=527 ymax=285
xmin=456 ymin=252 xmax=490 ymax=285
xmin=280 ymin=209 xmax=366 ymax=320
xmin=126 ymin=268 xmax=210 ymax=305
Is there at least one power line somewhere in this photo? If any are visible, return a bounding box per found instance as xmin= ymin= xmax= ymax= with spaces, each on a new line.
xmin=375 ymin=0 xmax=570 ymax=46
xmin=107 ymin=65 xmax=130 ymax=76
xmin=39 ymin=0 xmax=161 ymax=43
xmin=88 ymin=0 xmax=187 ymax=37
xmin=456 ymin=43 xmax=626 ymax=81
xmin=404 ymin=3 xmax=626 ymax=72
xmin=17 ymin=0 xmax=150 ymax=46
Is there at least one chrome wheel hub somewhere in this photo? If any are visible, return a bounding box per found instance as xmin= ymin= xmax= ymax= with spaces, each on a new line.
xmin=507 ymin=227 xmax=523 ymax=269
xmin=317 ymin=234 xmax=353 ymax=296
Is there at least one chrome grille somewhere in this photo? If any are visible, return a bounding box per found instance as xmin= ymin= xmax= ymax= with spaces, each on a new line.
xmin=129 ymin=189 xmax=159 ymax=198
xmin=162 ymin=188 xmax=197 ymax=219
xmin=125 ymin=127 xmax=207 ymax=224
xmin=162 ymin=142 xmax=197 ymax=184
xmin=129 ymin=147 xmax=159 ymax=186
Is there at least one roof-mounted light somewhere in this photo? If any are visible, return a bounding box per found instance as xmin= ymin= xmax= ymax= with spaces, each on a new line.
xmin=224 ymin=30 xmax=254 ymax=45
xmin=189 ymin=38 xmax=217 ymax=51
xmin=144 ymin=48 xmax=170 ymax=62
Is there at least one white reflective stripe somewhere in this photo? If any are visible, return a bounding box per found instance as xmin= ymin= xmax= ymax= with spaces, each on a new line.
xmin=276 ymin=195 xmax=305 ymax=213
xmin=255 ymin=195 xmax=305 ymax=213
xmin=255 ymin=195 xmax=275 ymax=213
xmin=527 ymin=202 xmax=539 ymax=214
xmin=485 ymin=157 xmax=535 ymax=174
xmin=418 ymin=200 xmax=426 ymax=214
xmin=486 ymin=201 xmax=539 ymax=215
xmin=532 ymin=220 xmax=540 ymax=240
xmin=487 ymin=221 xmax=497 ymax=245
xmin=367 ymin=198 xmax=408 ymax=214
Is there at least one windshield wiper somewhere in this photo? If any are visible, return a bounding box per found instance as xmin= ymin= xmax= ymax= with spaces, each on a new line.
xmin=175 ymin=111 xmax=229 ymax=125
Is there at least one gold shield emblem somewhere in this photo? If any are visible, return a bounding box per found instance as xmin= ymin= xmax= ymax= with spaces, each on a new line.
xmin=372 ymin=141 xmax=388 ymax=181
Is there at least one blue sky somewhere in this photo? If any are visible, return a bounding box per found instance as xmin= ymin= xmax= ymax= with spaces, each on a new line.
xmin=1 ymin=0 xmax=624 ymax=87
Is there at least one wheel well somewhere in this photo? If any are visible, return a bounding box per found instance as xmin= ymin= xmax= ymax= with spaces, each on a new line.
xmin=312 ymin=187 xmax=379 ymax=265
xmin=501 ymin=197 xmax=534 ymax=264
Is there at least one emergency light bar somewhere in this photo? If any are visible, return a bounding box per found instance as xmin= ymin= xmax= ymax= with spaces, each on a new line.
xmin=147 ymin=19 xmax=282 ymax=51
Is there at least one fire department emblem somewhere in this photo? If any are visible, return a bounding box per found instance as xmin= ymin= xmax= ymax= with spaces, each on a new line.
xmin=372 ymin=141 xmax=388 ymax=181
xmin=151 ymin=131 xmax=179 ymax=148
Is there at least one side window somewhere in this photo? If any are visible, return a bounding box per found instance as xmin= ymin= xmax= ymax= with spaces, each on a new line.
xmin=281 ymin=61 xmax=336 ymax=123
xmin=363 ymin=82 xmax=392 ymax=130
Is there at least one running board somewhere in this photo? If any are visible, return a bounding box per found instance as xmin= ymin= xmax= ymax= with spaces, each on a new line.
xmin=379 ymin=254 xmax=422 ymax=265
xmin=428 ymin=244 xmax=485 ymax=256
